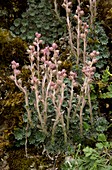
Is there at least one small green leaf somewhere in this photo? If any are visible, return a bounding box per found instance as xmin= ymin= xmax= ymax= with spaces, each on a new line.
xmin=14 ymin=129 xmax=24 ymax=140
xmin=20 ymin=26 xmax=26 ymax=33
xmin=83 ymin=122 xmax=90 ymax=131
xmin=14 ymin=18 xmax=21 ymax=27
xmin=98 ymin=134 xmax=106 ymax=142
xmin=96 ymin=142 xmax=103 ymax=149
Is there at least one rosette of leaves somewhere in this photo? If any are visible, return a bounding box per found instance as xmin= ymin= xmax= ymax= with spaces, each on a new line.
xmin=10 ymin=0 xmax=67 ymax=44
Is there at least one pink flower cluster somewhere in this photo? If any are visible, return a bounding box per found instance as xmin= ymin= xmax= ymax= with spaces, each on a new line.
xmin=82 ymin=50 xmax=99 ymax=78
xmin=10 ymin=61 xmax=21 ymax=81
xmin=82 ymin=65 xmax=96 ymax=78
xmin=62 ymin=0 xmax=72 ymax=13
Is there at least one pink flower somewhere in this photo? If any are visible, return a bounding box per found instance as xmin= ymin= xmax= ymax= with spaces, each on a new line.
xmin=49 ymin=63 xmax=56 ymax=69
xmin=49 ymin=47 xmax=54 ymax=51
xmin=29 ymin=45 xmax=35 ymax=50
xmin=52 ymin=43 xmax=58 ymax=49
xmin=33 ymin=76 xmax=38 ymax=83
xmin=10 ymin=75 xmax=15 ymax=80
xmin=12 ymin=64 xmax=16 ymax=69
xmin=70 ymin=71 xmax=77 ymax=78
xmin=92 ymin=58 xmax=98 ymax=64
xmin=35 ymin=32 xmax=41 ymax=38
xmin=14 ymin=69 xmax=21 ymax=76
xmin=41 ymin=57 xmax=45 ymax=62
xmin=30 ymin=56 xmax=35 ymax=62
xmin=41 ymin=47 xmax=50 ymax=56
xmin=33 ymin=42 xmax=37 ymax=46
xmin=11 ymin=60 xmax=17 ymax=65
xmin=50 ymin=81 xmax=55 ymax=87
xmin=80 ymin=10 xmax=84 ymax=16
xmin=57 ymin=80 xmax=63 ymax=85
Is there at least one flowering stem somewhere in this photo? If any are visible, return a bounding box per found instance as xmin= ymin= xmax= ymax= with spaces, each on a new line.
xmin=79 ymin=96 xmax=86 ymax=136
xmin=66 ymin=10 xmax=74 ymax=54
xmin=76 ymin=13 xmax=80 ymax=65
xmin=34 ymin=84 xmax=47 ymax=134
xmin=67 ymin=79 xmax=73 ymax=130
xmin=14 ymin=75 xmax=32 ymax=124
xmin=60 ymin=113 xmax=67 ymax=143
xmin=44 ymin=71 xmax=53 ymax=124
xmin=83 ymin=33 xmax=87 ymax=64
xmin=87 ymin=85 xmax=93 ymax=125
xmin=54 ymin=0 xmax=62 ymax=22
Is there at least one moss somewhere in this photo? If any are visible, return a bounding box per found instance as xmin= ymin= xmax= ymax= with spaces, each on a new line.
xmin=0 ymin=28 xmax=28 ymax=66
xmin=0 ymin=62 xmax=31 ymax=149
xmin=97 ymin=0 xmax=112 ymax=40
xmin=7 ymin=146 xmax=64 ymax=170
xmin=8 ymin=148 xmax=36 ymax=170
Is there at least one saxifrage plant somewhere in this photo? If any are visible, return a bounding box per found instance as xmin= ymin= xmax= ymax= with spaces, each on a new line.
xmin=9 ymin=0 xmax=110 ymax=157
xmin=10 ymin=30 xmax=100 ymax=156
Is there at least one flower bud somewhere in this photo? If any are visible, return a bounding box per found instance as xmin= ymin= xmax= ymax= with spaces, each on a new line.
xmin=33 ymin=76 xmax=38 ymax=83
xmin=93 ymin=50 xmax=97 ymax=54
xmin=52 ymin=70 xmax=57 ymax=74
xmin=11 ymin=60 xmax=16 ymax=65
xmin=12 ymin=65 xmax=16 ymax=69
xmin=92 ymin=58 xmax=98 ymax=64
xmin=80 ymin=10 xmax=84 ymax=16
xmin=49 ymin=63 xmax=56 ymax=69
xmin=90 ymin=72 xmax=94 ymax=76
xmin=66 ymin=8 xmax=71 ymax=13
xmin=69 ymin=75 xmax=73 ymax=80
xmin=41 ymin=56 xmax=45 ymax=62
xmin=62 ymin=83 xmax=66 ymax=88
xmin=33 ymin=42 xmax=37 ymax=46
xmin=29 ymin=45 xmax=34 ymax=50
xmin=18 ymin=78 xmax=22 ymax=85
xmin=73 ymin=82 xmax=78 ymax=87
xmin=90 ymin=52 xmax=95 ymax=58
xmin=50 ymin=81 xmax=55 ymax=87
xmin=74 ymin=15 xmax=78 ymax=20
xmin=31 ymin=79 xmax=34 ymax=84
xmin=10 ymin=75 xmax=15 ymax=81
xmin=93 ymin=0 xmax=96 ymax=5
xmin=57 ymin=61 xmax=62 ymax=65
xmin=96 ymin=51 xmax=100 ymax=56
xmin=85 ymin=29 xmax=88 ymax=34
xmin=27 ymin=49 xmax=31 ymax=54
xmin=68 ymin=2 xmax=72 ymax=6
xmin=14 ymin=69 xmax=21 ymax=76
xmin=80 ymin=33 xmax=85 ymax=39
xmin=79 ymin=20 xmax=82 ymax=25
xmin=35 ymin=32 xmax=41 ymax=38
xmin=30 ymin=56 xmax=35 ymax=62
xmin=31 ymin=86 xmax=35 ymax=90
xmin=39 ymin=40 xmax=43 ymax=44
xmin=14 ymin=62 xmax=19 ymax=68
xmin=49 ymin=47 xmax=54 ymax=51
xmin=77 ymin=6 xmax=81 ymax=11
xmin=44 ymin=60 xmax=49 ymax=65
xmin=57 ymin=79 xmax=62 ymax=85
xmin=52 ymin=43 xmax=58 ymax=49
xmin=87 ymin=61 xmax=92 ymax=65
